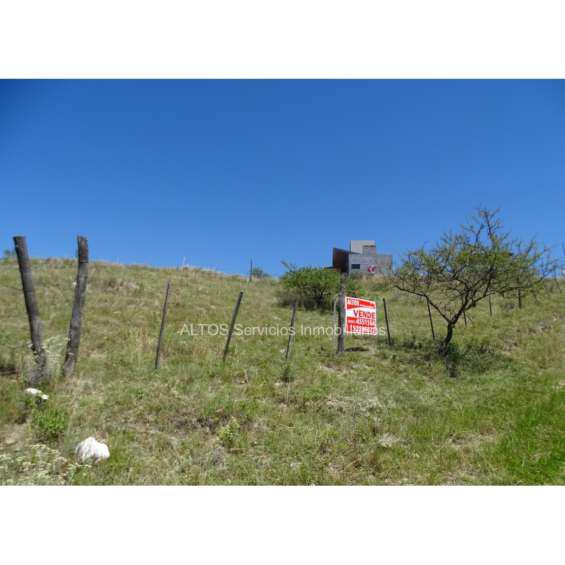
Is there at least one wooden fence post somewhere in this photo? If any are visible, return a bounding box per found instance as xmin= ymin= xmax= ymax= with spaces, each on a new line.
xmin=332 ymin=295 xmax=339 ymax=350
xmin=463 ymin=310 xmax=468 ymax=327
xmin=249 ymin=259 xmax=253 ymax=282
xmin=63 ymin=236 xmax=89 ymax=378
xmin=518 ymin=288 xmax=523 ymax=309
xmin=13 ymin=236 xmax=48 ymax=385
xmin=337 ymin=275 xmax=346 ymax=354
xmin=284 ymin=302 xmax=297 ymax=361
xmin=222 ymin=291 xmax=244 ymax=362
xmin=382 ymin=297 xmax=392 ymax=346
xmin=488 ymin=295 xmax=493 ymax=317
xmin=426 ymin=297 xmax=436 ymax=340
xmin=155 ymin=281 xmax=171 ymax=370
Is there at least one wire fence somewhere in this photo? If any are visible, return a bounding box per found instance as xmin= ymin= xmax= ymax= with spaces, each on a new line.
xmin=2 ymin=256 xmax=563 ymax=378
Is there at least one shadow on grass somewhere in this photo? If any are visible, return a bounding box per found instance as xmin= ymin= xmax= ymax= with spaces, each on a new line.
xmin=389 ymin=335 xmax=514 ymax=378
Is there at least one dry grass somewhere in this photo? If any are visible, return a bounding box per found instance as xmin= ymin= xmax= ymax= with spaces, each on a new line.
xmin=0 ymin=259 xmax=563 ymax=484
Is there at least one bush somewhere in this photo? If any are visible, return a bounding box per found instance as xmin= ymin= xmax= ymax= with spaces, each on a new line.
xmin=278 ymin=267 xmax=339 ymax=310
xmin=278 ymin=267 xmax=362 ymax=310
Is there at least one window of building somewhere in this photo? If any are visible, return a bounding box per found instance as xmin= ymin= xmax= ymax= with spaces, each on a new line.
xmin=351 ymin=264 xmax=361 ymax=269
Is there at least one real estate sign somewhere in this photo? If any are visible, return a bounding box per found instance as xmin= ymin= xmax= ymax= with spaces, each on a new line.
xmin=345 ymin=296 xmax=377 ymax=336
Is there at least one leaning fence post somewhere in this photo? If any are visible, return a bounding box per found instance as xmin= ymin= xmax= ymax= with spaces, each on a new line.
xmin=63 ymin=236 xmax=89 ymax=378
xmin=337 ymin=275 xmax=346 ymax=354
xmin=284 ymin=302 xmax=298 ymax=361
xmin=155 ymin=280 xmax=171 ymax=370
xmin=382 ymin=297 xmax=392 ymax=346
xmin=13 ymin=236 xmax=48 ymax=385
xmin=426 ymin=297 xmax=436 ymax=340
xmin=222 ymin=291 xmax=244 ymax=362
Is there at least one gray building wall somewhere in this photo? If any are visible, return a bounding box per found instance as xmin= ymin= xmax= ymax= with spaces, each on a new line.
xmin=350 ymin=240 xmax=377 ymax=255
xmin=348 ymin=252 xmax=392 ymax=275
xmin=332 ymin=240 xmax=392 ymax=275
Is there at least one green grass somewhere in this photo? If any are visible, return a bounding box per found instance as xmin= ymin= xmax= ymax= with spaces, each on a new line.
xmin=0 ymin=258 xmax=563 ymax=485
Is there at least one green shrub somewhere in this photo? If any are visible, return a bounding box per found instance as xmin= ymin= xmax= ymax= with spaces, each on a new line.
xmin=279 ymin=267 xmax=359 ymax=310
xmin=278 ymin=267 xmax=365 ymax=310
xmin=32 ymin=404 xmax=69 ymax=443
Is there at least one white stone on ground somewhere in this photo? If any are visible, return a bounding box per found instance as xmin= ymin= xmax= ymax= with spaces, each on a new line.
xmin=377 ymin=433 xmax=400 ymax=448
xmin=24 ymin=387 xmax=49 ymax=401
xmin=75 ymin=437 xmax=110 ymax=463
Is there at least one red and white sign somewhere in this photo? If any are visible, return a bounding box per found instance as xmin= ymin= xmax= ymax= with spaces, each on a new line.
xmin=345 ymin=296 xmax=377 ymax=336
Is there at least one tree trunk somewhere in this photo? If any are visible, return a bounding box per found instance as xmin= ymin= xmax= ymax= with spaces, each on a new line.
xmin=439 ymin=322 xmax=455 ymax=356
xmin=13 ymin=236 xmax=48 ymax=385
xmin=63 ymin=236 xmax=89 ymax=378
xmin=426 ymin=298 xmax=436 ymax=340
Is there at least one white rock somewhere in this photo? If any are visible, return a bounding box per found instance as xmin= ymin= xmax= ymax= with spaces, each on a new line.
xmin=24 ymin=388 xmax=49 ymax=401
xmin=75 ymin=437 xmax=110 ymax=463
xmin=377 ymin=433 xmax=400 ymax=448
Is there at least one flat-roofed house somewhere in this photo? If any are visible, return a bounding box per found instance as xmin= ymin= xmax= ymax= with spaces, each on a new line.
xmin=332 ymin=240 xmax=392 ymax=275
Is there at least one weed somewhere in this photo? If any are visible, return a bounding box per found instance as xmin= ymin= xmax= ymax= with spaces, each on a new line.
xmin=218 ymin=418 xmax=241 ymax=449
xmin=32 ymin=404 xmax=69 ymax=443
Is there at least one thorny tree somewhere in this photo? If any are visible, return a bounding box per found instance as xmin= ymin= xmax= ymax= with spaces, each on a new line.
xmin=393 ymin=208 xmax=556 ymax=356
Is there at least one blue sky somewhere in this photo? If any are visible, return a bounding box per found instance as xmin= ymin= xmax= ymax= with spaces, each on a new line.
xmin=1 ymin=80 xmax=563 ymax=275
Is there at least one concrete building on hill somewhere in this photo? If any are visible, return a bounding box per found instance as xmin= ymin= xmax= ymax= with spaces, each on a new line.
xmin=332 ymin=240 xmax=392 ymax=276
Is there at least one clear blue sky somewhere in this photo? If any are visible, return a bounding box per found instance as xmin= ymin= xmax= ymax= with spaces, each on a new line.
xmin=1 ymin=80 xmax=563 ymax=275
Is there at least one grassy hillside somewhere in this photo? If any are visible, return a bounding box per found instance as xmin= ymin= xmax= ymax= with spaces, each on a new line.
xmin=0 ymin=258 xmax=563 ymax=485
